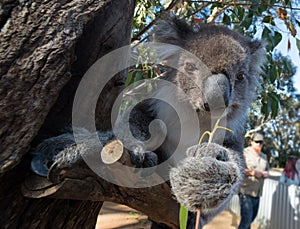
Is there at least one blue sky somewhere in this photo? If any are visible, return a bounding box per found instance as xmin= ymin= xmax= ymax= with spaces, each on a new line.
xmin=275 ymin=32 xmax=300 ymax=93
xmin=273 ymin=15 xmax=300 ymax=93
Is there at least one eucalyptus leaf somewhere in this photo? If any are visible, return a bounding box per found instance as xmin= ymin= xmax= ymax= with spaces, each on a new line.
xmin=262 ymin=26 xmax=271 ymax=40
xmin=223 ymin=13 xmax=231 ymax=25
xmin=126 ymin=71 xmax=134 ymax=86
xmin=258 ymin=5 xmax=267 ymax=15
xmin=269 ymin=92 xmax=280 ymax=118
xmin=180 ymin=205 xmax=188 ymax=229
xmin=261 ymin=102 xmax=268 ymax=117
xmin=240 ymin=16 xmax=252 ymax=29
xmin=262 ymin=16 xmax=272 ymax=23
xmin=269 ymin=65 xmax=278 ymax=83
xmin=237 ymin=6 xmax=245 ymax=21
xmin=273 ymin=31 xmax=282 ymax=48
xmin=296 ymin=38 xmax=300 ymax=54
xmin=134 ymin=71 xmax=143 ymax=82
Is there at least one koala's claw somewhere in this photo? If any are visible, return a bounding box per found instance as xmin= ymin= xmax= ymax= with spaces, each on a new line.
xmin=143 ymin=151 xmax=158 ymax=168
xmin=31 ymin=155 xmax=51 ymax=177
xmin=128 ymin=150 xmax=144 ymax=168
xmin=128 ymin=150 xmax=158 ymax=169
xmin=142 ymin=152 xmax=158 ymax=177
xmin=128 ymin=148 xmax=158 ymax=177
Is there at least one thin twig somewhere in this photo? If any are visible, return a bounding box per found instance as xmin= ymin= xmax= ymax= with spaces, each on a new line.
xmin=182 ymin=2 xmax=210 ymax=19
xmin=198 ymin=131 xmax=211 ymax=144
xmin=207 ymin=5 xmax=230 ymax=23
xmin=195 ymin=209 xmax=201 ymax=229
xmin=207 ymin=109 xmax=234 ymax=144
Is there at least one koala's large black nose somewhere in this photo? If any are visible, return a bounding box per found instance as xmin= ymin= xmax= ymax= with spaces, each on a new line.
xmin=203 ymin=73 xmax=230 ymax=111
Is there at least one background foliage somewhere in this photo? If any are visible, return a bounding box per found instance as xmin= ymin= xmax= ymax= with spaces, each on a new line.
xmin=131 ymin=0 xmax=300 ymax=166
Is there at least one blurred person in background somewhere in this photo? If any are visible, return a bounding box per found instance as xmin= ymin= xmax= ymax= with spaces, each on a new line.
xmin=238 ymin=133 xmax=270 ymax=229
xmin=280 ymin=158 xmax=300 ymax=221
xmin=280 ymin=158 xmax=300 ymax=186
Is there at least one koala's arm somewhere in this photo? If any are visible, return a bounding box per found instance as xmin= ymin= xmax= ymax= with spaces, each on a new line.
xmin=31 ymin=104 xmax=159 ymax=177
xmin=31 ymin=129 xmax=115 ymax=177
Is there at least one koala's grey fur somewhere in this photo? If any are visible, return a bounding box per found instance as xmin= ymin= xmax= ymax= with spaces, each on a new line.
xmin=32 ymin=17 xmax=265 ymax=227
xmin=150 ymin=18 xmax=264 ymax=226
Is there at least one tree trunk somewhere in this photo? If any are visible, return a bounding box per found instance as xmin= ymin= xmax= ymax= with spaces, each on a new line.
xmin=0 ymin=161 xmax=103 ymax=228
xmin=0 ymin=0 xmax=137 ymax=228
xmin=0 ymin=0 xmax=134 ymax=173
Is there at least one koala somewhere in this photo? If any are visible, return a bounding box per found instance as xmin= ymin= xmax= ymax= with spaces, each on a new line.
xmin=149 ymin=18 xmax=265 ymax=225
xmin=31 ymin=17 xmax=265 ymax=228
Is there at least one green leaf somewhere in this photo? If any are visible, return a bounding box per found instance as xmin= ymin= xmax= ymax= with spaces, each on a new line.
xmin=237 ymin=6 xmax=245 ymax=21
xmin=262 ymin=27 xmax=271 ymax=40
xmin=258 ymin=5 xmax=267 ymax=14
xmin=296 ymin=38 xmax=300 ymax=55
xmin=211 ymin=3 xmax=222 ymax=9
xmin=269 ymin=92 xmax=280 ymax=118
xmin=282 ymin=58 xmax=293 ymax=73
xmin=262 ymin=16 xmax=272 ymax=23
xmin=262 ymin=27 xmax=273 ymax=51
xmin=223 ymin=13 xmax=231 ymax=25
xmin=269 ymin=65 xmax=277 ymax=83
xmin=180 ymin=205 xmax=188 ymax=229
xmin=126 ymin=71 xmax=134 ymax=87
xmin=240 ymin=16 xmax=252 ymax=29
xmin=134 ymin=71 xmax=143 ymax=82
xmin=261 ymin=102 xmax=268 ymax=117
xmin=273 ymin=31 xmax=282 ymax=48
xmin=262 ymin=27 xmax=282 ymax=51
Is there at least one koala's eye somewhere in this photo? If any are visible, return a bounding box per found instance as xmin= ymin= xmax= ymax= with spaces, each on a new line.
xmin=184 ymin=62 xmax=197 ymax=73
xmin=236 ymin=71 xmax=245 ymax=82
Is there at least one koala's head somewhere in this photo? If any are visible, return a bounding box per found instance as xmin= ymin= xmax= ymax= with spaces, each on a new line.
xmin=154 ymin=17 xmax=265 ymax=124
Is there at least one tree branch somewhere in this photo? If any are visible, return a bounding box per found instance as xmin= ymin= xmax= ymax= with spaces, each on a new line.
xmin=207 ymin=5 xmax=229 ymax=23
xmin=22 ymin=144 xmax=179 ymax=228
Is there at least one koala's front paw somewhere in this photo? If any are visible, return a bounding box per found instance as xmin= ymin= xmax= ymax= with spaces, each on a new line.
xmin=31 ymin=133 xmax=76 ymax=177
xmin=170 ymin=143 xmax=244 ymax=221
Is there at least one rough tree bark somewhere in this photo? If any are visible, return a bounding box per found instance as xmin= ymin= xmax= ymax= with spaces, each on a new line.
xmin=0 ymin=0 xmax=180 ymax=228
xmin=0 ymin=0 xmax=133 ymax=172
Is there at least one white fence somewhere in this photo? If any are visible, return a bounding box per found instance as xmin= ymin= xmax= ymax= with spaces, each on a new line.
xmin=228 ymin=179 xmax=300 ymax=229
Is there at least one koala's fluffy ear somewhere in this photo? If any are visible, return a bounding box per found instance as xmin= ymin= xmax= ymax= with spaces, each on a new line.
xmin=249 ymin=40 xmax=266 ymax=74
xmin=153 ymin=16 xmax=193 ymax=45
